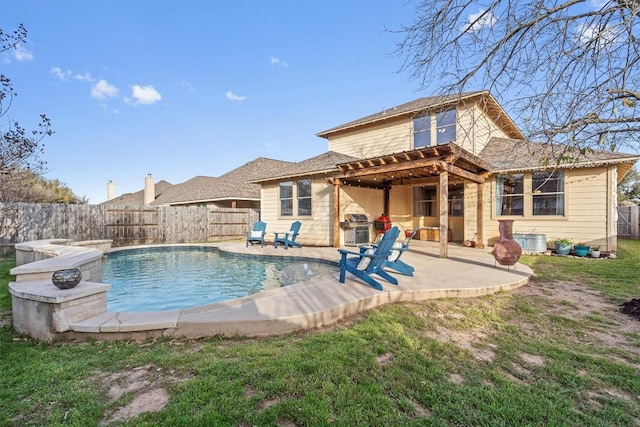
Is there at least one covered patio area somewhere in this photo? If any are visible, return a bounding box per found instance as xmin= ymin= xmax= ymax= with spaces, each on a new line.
xmin=330 ymin=143 xmax=493 ymax=258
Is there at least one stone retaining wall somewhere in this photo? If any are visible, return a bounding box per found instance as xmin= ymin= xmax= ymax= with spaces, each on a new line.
xmin=8 ymin=239 xmax=113 ymax=341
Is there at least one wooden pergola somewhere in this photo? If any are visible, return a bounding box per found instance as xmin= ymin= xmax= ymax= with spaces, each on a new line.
xmin=330 ymin=143 xmax=493 ymax=258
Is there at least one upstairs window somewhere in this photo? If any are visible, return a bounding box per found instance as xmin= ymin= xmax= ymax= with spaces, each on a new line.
xmin=279 ymin=179 xmax=312 ymax=217
xmin=413 ymin=186 xmax=437 ymax=216
xmin=496 ymin=174 xmax=524 ymax=216
xmin=436 ymin=110 xmax=456 ymax=145
xmin=413 ymin=115 xmax=431 ymax=148
xmin=413 ymin=109 xmax=456 ymax=148
xmin=532 ymin=171 xmax=564 ymax=216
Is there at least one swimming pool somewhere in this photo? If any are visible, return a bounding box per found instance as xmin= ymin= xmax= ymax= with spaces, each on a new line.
xmin=102 ymin=246 xmax=338 ymax=312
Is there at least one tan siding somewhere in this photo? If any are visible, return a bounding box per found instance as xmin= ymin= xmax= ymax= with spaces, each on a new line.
xmin=481 ymin=167 xmax=612 ymax=250
xmin=327 ymin=117 xmax=412 ymax=157
xmin=457 ymin=104 xmax=509 ymax=155
xmin=260 ymin=178 xmax=335 ymax=246
xmin=463 ymin=182 xmax=479 ymax=242
xmin=389 ymin=186 xmax=413 ymax=233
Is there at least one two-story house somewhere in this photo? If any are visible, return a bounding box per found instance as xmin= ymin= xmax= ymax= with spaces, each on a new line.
xmin=253 ymin=91 xmax=639 ymax=256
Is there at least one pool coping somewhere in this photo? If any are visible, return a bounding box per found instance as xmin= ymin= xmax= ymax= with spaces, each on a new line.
xmin=62 ymin=241 xmax=532 ymax=341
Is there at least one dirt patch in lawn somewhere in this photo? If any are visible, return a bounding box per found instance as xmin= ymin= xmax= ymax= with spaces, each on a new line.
xmin=98 ymin=363 xmax=189 ymax=426
xmin=513 ymin=280 xmax=640 ymax=356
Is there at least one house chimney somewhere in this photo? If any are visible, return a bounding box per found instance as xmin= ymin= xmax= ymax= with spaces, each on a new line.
xmin=107 ymin=180 xmax=115 ymax=201
xmin=144 ymin=174 xmax=154 ymax=205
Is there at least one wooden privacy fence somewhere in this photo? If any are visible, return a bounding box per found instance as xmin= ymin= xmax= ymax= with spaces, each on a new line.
xmin=0 ymin=203 xmax=259 ymax=247
xmin=617 ymin=205 xmax=639 ymax=239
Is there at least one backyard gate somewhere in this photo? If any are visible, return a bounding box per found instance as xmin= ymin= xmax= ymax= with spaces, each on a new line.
xmin=617 ymin=206 xmax=639 ymax=239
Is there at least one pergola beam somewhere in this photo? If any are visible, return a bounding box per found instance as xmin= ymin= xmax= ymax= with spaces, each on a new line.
xmin=335 ymin=157 xmax=445 ymax=179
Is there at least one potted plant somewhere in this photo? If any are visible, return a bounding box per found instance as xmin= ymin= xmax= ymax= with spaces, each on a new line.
xmin=590 ymin=245 xmax=601 ymax=258
xmin=574 ymin=242 xmax=590 ymax=257
xmin=553 ymin=238 xmax=572 ymax=255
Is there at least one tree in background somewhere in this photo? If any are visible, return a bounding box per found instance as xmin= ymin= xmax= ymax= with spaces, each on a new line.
xmin=618 ymin=167 xmax=640 ymax=205
xmin=1 ymin=169 xmax=87 ymax=204
xmin=396 ymin=0 xmax=640 ymax=156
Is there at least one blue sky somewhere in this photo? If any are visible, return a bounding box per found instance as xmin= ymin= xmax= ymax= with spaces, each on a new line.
xmin=2 ymin=0 xmax=431 ymax=203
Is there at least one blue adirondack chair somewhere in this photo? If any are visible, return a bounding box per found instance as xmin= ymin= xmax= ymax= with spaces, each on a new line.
xmin=381 ymin=228 xmax=417 ymax=276
xmin=338 ymin=226 xmax=400 ymax=290
xmin=274 ymin=221 xmax=302 ymax=249
xmin=246 ymin=221 xmax=267 ymax=247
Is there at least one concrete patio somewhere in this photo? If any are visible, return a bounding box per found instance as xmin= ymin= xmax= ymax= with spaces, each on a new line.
xmin=65 ymin=240 xmax=532 ymax=341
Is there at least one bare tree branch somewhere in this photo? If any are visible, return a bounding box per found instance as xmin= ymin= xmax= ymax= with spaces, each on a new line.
xmin=395 ymin=0 xmax=640 ymax=154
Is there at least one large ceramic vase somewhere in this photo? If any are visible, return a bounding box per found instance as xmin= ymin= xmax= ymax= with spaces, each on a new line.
xmin=492 ymin=220 xmax=523 ymax=266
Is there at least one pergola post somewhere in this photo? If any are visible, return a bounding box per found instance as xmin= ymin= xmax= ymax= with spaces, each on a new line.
xmin=384 ymin=184 xmax=390 ymax=215
xmin=333 ymin=180 xmax=341 ymax=248
xmin=439 ymin=170 xmax=449 ymax=258
xmin=476 ymin=183 xmax=484 ymax=249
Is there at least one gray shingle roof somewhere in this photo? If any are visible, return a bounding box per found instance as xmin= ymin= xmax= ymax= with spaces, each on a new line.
xmin=480 ymin=138 xmax=640 ymax=172
xmin=250 ymin=151 xmax=359 ymax=183
xmin=151 ymin=157 xmax=295 ymax=205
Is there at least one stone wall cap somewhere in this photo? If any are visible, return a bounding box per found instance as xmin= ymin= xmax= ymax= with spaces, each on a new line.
xmin=9 ymin=280 xmax=111 ymax=303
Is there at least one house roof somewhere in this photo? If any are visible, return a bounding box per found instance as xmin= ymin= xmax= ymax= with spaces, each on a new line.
xmin=100 ymin=180 xmax=174 ymax=206
xmin=250 ymin=151 xmax=359 ymax=183
xmin=316 ymin=91 xmax=525 ymax=140
xmin=152 ymin=157 xmax=295 ymax=205
xmin=480 ymin=138 xmax=640 ymax=182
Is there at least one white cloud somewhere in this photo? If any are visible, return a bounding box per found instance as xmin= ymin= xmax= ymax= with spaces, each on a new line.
xmin=130 ymin=85 xmax=162 ymax=105
xmin=270 ymin=56 xmax=288 ymax=68
xmin=51 ymin=67 xmax=94 ymax=82
xmin=14 ymin=44 xmax=34 ymax=61
xmin=576 ymin=22 xmax=619 ymax=47
xmin=74 ymin=72 xmax=95 ymax=82
xmin=466 ymin=9 xmax=497 ymax=32
xmin=225 ymin=91 xmax=246 ymax=101
xmin=51 ymin=67 xmax=71 ymax=80
xmin=91 ymin=79 xmax=119 ymax=100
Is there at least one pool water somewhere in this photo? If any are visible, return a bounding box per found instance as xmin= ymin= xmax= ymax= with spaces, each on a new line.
xmin=102 ymin=246 xmax=337 ymax=312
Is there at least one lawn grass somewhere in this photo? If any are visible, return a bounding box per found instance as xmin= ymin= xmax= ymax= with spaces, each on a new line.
xmin=1 ymin=241 xmax=639 ymax=426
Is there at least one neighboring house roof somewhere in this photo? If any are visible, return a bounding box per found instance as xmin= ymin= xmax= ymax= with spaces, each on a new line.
xmin=480 ymin=138 xmax=640 ymax=182
xmin=316 ymin=91 xmax=525 ymax=140
xmin=100 ymin=180 xmax=173 ymax=206
xmin=251 ymin=151 xmax=359 ymax=183
xmin=152 ymin=157 xmax=295 ymax=205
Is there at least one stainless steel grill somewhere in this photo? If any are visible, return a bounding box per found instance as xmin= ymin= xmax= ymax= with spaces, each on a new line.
xmin=341 ymin=213 xmax=370 ymax=246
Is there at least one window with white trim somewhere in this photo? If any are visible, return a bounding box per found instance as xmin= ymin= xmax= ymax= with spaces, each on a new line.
xmin=532 ymin=171 xmax=564 ymax=216
xmin=496 ymin=174 xmax=524 ymax=216
xmin=279 ymin=181 xmax=293 ymax=216
xmin=495 ymin=171 xmax=565 ymax=217
xmin=413 ymin=115 xmax=431 ymax=148
xmin=279 ymin=179 xmax=312 ymax=217
xmin=296 ymin=179 xmax=312 ymax=216
xmin=436 ymin=110 xmax=456 ymax=145
xmin=413 ymin=109 xmax=456 ymax=148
